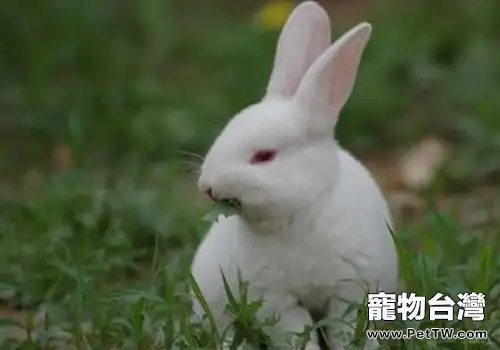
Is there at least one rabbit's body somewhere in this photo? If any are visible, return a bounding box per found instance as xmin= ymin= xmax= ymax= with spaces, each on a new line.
xmin=190 ymin=2 xmax=398 ymax=349
xmin=192 ymin=146 xmax=396 ymax=348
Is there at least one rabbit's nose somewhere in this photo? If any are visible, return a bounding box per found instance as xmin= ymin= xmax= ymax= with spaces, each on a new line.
xmin=205 ymin=187 xmax=216 ymax=201
xmin=198 ymin=178 xmax=216 ymax=201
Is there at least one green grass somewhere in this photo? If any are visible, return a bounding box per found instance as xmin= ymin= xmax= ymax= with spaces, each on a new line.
xmin=0 ymin=168 xmax=499 ymax=349
xmin=0 ymin=0 xmax=499 ymax=348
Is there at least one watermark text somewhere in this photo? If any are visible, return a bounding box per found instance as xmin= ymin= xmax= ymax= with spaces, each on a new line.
xmin=367 ymin=292 xmax=486 ymax=321
xmin=366 ymin=328 xmax=488 ymax=341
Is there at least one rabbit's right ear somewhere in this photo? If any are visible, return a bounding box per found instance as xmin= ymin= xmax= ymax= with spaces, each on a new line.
xmin=264 ymin=1 xmax=331 ymax=100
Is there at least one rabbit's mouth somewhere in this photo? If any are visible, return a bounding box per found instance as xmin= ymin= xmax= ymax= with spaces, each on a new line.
xmin=216 ymin=198 xmax=242 ymax=212
xmin=203 ymin=197 xmax=243 ymax=222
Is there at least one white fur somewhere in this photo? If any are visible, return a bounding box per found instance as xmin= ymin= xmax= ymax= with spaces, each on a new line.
xmin=190 ymin=2 xmax=398 ymax=349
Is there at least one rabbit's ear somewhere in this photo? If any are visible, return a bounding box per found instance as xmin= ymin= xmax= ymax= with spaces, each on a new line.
xmin=264 ymin=1 xmax=331 ymax=100
xmin=295 ymin=22 xmax=372 ymax=134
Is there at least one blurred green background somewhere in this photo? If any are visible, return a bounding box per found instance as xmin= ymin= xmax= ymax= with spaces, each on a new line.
xmin=2 ymin=0 xmax=499 ymax=179
xmin=0 ymin=0 xmax=499 ymax=348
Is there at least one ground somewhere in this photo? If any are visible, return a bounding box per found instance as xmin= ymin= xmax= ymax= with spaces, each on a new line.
xmin=0 ymin=0 xmax=499 ymax=349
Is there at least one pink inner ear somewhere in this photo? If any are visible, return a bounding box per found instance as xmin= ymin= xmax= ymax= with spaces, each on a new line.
xmin=250 ymin=149 xmax=277 ymax=164
xmin=324 ymin=35 xmax=366 ymax=110
xmin=294 ymin=23 xmax=372 ymax=126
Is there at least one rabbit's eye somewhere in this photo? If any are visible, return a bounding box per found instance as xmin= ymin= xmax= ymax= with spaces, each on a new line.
xmin=250 ymin=149 xmax=277 ymax=164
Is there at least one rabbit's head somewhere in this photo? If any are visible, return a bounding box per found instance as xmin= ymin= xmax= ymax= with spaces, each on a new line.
xmin=198 ymin=1 xmax=372 ymax=223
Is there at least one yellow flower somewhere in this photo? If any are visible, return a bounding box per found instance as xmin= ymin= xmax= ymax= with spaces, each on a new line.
xmin=255 ymin=0 xmax=294 ymax=31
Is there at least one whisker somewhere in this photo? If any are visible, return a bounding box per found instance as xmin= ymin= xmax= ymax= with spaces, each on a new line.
xmin=180 ymin=158 xmax=200 ymax=170
xmin=177 ymin=149 xmax=204 ymax=180
xmin=180 ymin=161 xmax=201 ymax=180
xmin=178 ymin=150 xmax=204 ymax=162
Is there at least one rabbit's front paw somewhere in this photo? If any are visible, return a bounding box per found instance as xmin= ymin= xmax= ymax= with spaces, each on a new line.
xmin=363 ymin=338 xmax=380 ymax=350
xmin=329 ymin=338 xmax=380 ymax=350
xmin=304 ymin=342 xmax=321 ymax=350
xmin=221 ymin=337 xmax=247 ymax=350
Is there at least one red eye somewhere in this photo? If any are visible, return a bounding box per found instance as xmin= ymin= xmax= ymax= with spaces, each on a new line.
xmin=250 ymin=149 xmax=277 ymax=164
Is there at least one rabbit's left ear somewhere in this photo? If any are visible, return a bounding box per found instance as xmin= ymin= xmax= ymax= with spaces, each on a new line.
xmin=264 ymin=1 xmax=331 ymax=100
xmin=295 ymin=22 xmax=372 ymax=134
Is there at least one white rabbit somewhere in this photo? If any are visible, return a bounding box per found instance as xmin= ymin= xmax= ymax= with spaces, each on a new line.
xmin=190 ymin=1 xmax=398 ymax=349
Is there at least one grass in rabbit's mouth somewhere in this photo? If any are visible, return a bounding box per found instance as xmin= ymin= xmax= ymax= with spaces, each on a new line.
xmin=203 ymin=198 xmax=242 ymax=222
